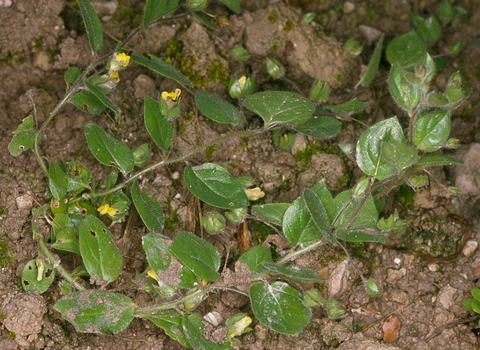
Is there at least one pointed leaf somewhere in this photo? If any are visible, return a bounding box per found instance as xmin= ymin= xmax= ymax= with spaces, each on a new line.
xmin=219 ymin=0 xmax=240 ymax=12
xmin=85 ymin=81 xmax=119 ymax=116
xmin=389 ymin=65 xmax=421 ymax=111
xmin=131 ymin=52 xmax=193 ymax=87
xmin=382 ymin=140 xmax=420 ymax=170
xmin=243 ymin=91 xmax=314 ymax=127
xmin=386 ymin=30 xmax=427 ymax=69
xmin=145 ymin=310 xmax=188 ymax=347
xmin=334 ymin=190 xmax=378 ymax=230
xmin=359 ymin=34 xmax=385 ymax=87
xmin=294 ymin=116 xmax=341 ymax=140
xmin=415 ymin=155 xmax=463 ymax=169
xmin=21 ymin=259 xmax=55 ymax=294
xmin=132 ymin=180 xmax=165 ymax=233
xmin=85 ymin=122 xmax=135 ymax=175
xmin=196 ymin=91 xmax=244 ymax=126
xmin=54 ymin=290 xmax=134 ymax=334
xmin=70 ymin=90 xmax=106 ymax=114
xmin=78 ymin=0 xmax=103 ymax=52
xmin=49 ymin=162 xmax=68 ymax=201
xmin=249 ymin=282 xmax=311 ymax=335
xmin=356 ymin=117 xmax=406 ymax=180
xmin=9 ymin=115 xmax=35 ymax=156
xmin=303 ymin=189 xmax=335 ymax=244
xmin=261 ymin=262 xmax=325 ymax=282
xmin=239 ymin=246 xmax=273 ymax=273
xmin=184 ymin=163 xmax=249 ymax=209
xmin=51 ymin=213 xmax=80 ymax=255
xmin=413 ymin=110 xmax=450 ymax=152
xmin=65 ymin=67 xmax=81 ymax=88
xmin=325 ymin=98 xmax=371 ymax=117
xmin=182 ymin=314 xmax=233 ymax=350
xmin=143 ymin=232 xmax=171 ymax=272
xmin=170 ymin=232 xmax=221 ymax=281
xmin=79 ymin=215 xmax=122 ymax=283
xmin=335 ymin=228 xmax=387 ymax=243
xmin=251 ymin=203 xmax=290 ymax=226
xmin=144 ymin=97 xmax=173 ymax=151
xmin=143 ymin=0 xmax=179 ymax=29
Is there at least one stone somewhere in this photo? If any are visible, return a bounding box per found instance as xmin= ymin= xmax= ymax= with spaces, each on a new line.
xmin=343 ymin=2 xmax=355 ymax=14
xmin=15 ymin=194 xmax=33 ymax=210
xmin=462 ymin=240 xmax=478 ymax=257
xmin=134 ymin=74 xmax=156 ymax=100
xmin=291 ymin=133 xmax=307 ymax=156
xmin=382 ymin=316 xmax=401 ymax=343
xmin=428 ymin=263 xmax=439 ymax=272
xmin=437 ymin=285 xmax=457 ymax=310
xmin=454 ymin=143 xmax=480 ymax=196
xmin=34 ymin=51 xmax=53 ymax=71
xmin=358 ymin=25 xmax=383 ymax=46
xmin=328 ymin=260 xmax=349 ymax=298
xmin=386 ymin=268 xmax=404 ymax=285
xmin=91 ymin=0 xmax=118 ymax=17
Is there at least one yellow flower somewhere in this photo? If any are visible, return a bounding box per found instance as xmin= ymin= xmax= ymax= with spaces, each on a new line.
xmin=97 ymin=204 xmax=120 ymax=217
xmin=115 ymin=52 xmax=130 ymax=67
xmin=161 ymin=88 xmax=181 ymax=102
xmin=148 ymin=270 xmax=161 ymax=283
xmin=229 ymin=316 xmax=252 ymax=340
xmin=244 ymin=187 xmax=265 ymax=201
xmin=107 ymin=52 xmax=131 ymax=82
xmin=238 ymin=76 xmax=247 ymax=89
xmin=109 ymin=71 xmax=120 ymax=83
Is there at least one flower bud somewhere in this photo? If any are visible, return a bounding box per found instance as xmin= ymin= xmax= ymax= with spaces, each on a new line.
xmin=132 ymin=143 xmax=152 ymax=167
xmin=409 ymin=175 xmax=428 ymax=188
xmin=225 ymin=207 xmax=246 ymax=223
xmin=244 ymin=187 xmax=265 ymax=201
xmin=366 ymin=279 xmax=381 ymax=296
xmin=304 ymin=289 xmax=327 ymax=307
xmin=446 ymin=138 xmax=460 ymax=149
xmin=309 ymin=79 xmax=330 ymax=103
xmin=229 ymin=76 xmax=254 ymax=98
xmin=201 ymin=212 xmax=225 ymax=234
xmin=227 ymin=315 xmax=252 ymax=341
xmin=415 ymin=64 xmax=427 ymax=79
xmin=160 ymin=88 xmax=181 ymax=118
xmin=353 ymin=177 xmax=370 ymax=198
xmin=266 ymin=58 xmax=285 ymax=79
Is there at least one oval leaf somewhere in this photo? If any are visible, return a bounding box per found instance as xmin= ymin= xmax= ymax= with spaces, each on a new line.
xmin=85 ymin=81 xmax=119 ymax=116
xmin=184 ymin=163 xmax=249 ymax=209
xmin=78 ymin=0 xmax=103 ymax=52
xmin=9 ymin=115 xmax=35 ymax=157
xmin=356 ymin=117 xmax=406 ymax=180
xmin=85 ymin=122 xmax=134 ymax=175
xmin=21 ymin=259 xmax=55 ymax=294
xmin=79 ymin=215 xmax=122 ymax=284
xmin=251 ymin=203 xmax=291 ymax=226
xmin=333 ymin=190 xmax=378 ymax=230
xmin=49 ymin=162 xmax=68 ymax=201
xmin=324 ymin=98 xmax=371 ymax=117
xmin=386 ymin=30 xmax=426 ymax=69
xmin=415 ymin=155 xmax=463 ymax=169
xmin=182 ymin=314 xmax=232 ymax=350
xmin=303 ymin=189 xmax=336 ymax=244
xmin=249 ymin=282 xmax=311 ymax=335
xmin=70 ymin=90 xmax=106 ymax=114
xmin=131 ymin=52 xmax=193 ymax=87
xmin=243 ymin=91 xmax=314 ymax=127
xmin=143 ymin=232 xmax=171 ymax=272
xmin=196 ymin=91 xmax=244 ymax=126
xmin=143 ymin=0 xmax=179 ymax=29
xmin=145 ymin=310 xmax=188 ymax=347
xmin=239 ymin=246 xmax=273 ymax=273
xmin=170 ymin=232 xmax=221 ymax=281
xmin=132 ymin=180 xmax=165 ymax=232
xmin=144 ymin=97 xmax=173 ymax=151
xmin=261 ymin=262 xmax=325 ymax=282
xmin=294 ymin=116 xmax=342 ymax=140
xmin=54 ymin=290 xmax=134 ymax=334
xmin=413 ymin=110 xmax=450 ymax=152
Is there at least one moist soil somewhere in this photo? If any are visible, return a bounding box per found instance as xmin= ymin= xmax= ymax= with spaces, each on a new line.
xmin=1 ymin=1 xmax=480 ymax=349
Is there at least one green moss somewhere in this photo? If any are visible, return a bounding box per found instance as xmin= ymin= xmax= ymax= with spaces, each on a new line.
xmin=205 ymin=145 xmax=219 ymax=159
xmin=206 ymin=59 xmax=228 ymax=85
xmin=0 ymin=206 xmax=8 ymax=215
xmin=34 ymin=37 xmax=43 ymax=50
xmin=251 ymin=221 xmax=277 ymax=245
xmin=294 ymin=142 xmax=348 ymax=167
xmin=7 ymin=331 xmax=15 ymax=339
xmin=365 ymin=8 xmax=378 ymax=21
xmin=178 ymin=123 xmax=187 ymax=132
xmin=0 ymin=239 xmax=15 ymax=268
xmin=283 ymin=20 xmax=295 ymax=32
xmin=349 ymin=242 xmax=366 ymax=258
xmin=394 ymin=184 xmax=415 ymax=209
xmin=165 ymin=211 xmax=179 ymax=231
xmin=267 ymin=11 xmax=279 ymax=24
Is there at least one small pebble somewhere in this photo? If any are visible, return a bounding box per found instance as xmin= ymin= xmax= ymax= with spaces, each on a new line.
xmin=16 ymin=194 xmax=33 ymax=210
xmin=0 ymin=0 xmax=12 ymax=7
xmin=358 ymin=25 xmax=382 ymax=46
xmin=343 ymin=1 xmax=355 ymax=14
xmin=203 ymin=311 xmax=222 ymax=327
xmin=462 ymin=240 xmax=478 ymax=257
xmin=382 ymin=316 xmax=401 ymax=343
xmin=428 ymin=263 xmax=439 ymax=272
xmin=394 ymin=258 xmax=401 ymax=265
xmin=171 ymin=171 xmax=180 ymax=180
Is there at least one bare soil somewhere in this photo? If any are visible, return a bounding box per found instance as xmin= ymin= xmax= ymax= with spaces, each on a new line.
xmin=1 ymin=0 xmax=480 ymax=349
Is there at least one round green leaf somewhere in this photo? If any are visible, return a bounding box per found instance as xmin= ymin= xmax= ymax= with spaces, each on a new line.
xmin=413 ymin=110 xmax=450 ymax=152
xmin=79 ymin=215 xmax=122 ymax=284
xmin=389 ymin=65 xmax=421 ymax=111
xmin=132 ymin=181 xmax=165 ymax=233
xmin=366 ymin=279 xmax=381 ymax=296
xmin=142 ymin=232 xmax=171 ymax=272
xmin=386 ymin=30 xmax=427 ymax=69
xmin=251 ymin=203 xmax=291 ymax=227
xmin=54 ymin=290 xmax=135 ymax=334
xmin=84 ymin=122 xmax=134 ymax=176
xmin=356 ymin=117 xmax=406 ymax=180
xmin=170 ymin=232 xmax=221 ymax=281
xmin=8 ymin=115 xmax=35 ymax=157
xmin=294 ymin=116 xmax=341 ymax=140
xmin=21 ymin=259 xmax=55 ymax=294
xmin=184 ymin=163 xmax=249 ymax=209
xmin=196 ymin=91 xmax=244 ymax=126
xmin=249 ymin=282 xmax=311 ymax=335
xmin=334 ymin=190 xmax=378 ymax=230
xmin=243 ymin=91 xmax=314 ymax=127
xmin=239 ymin=246 xmax=273 ymax=273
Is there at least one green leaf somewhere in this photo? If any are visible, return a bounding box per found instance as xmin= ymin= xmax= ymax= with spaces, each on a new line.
xmin=145 ymin=310 xmax=189 ymax=347
xmin=85 ymin=80 xmax=119 ymax=116
xmin=462 ymin=298 xmax=475 ymax=312
xmin=219 ymin=0 xmax=240 ymax=12
xmin=356 ymin=117 xmax=406 ymax=180
xmin=310 ymin=182 xmax=336 ymax=223
xmin=65 ymin=67 xmax=81 ymax=88
xmin=427 ymin=93 xmax=449 ymax=107
xmin=251 ymin=203 xmax=290 ymax=226
xmin=472 ymin=299 xmax=480 ymax=314
xmin=327 ymin=299 xmax=346 ymax=319
xmin=182 ymin=314 xmax=233 ymax=350
xmin=184 ymin=163 xmax=249 ymax=209
xmin=325 ymin=98 xmax=371 ymax=117
xmin=437 ymin=0 xmax=455 ymax=26
xmin=70 ymin=90 xmax=106 ymax=114
xmin=386 ymin=30 xmax=427 ymax=69
xmin=303 ymin=189 xmax=336 ymax=244
xmin=472 ymin=288 xmax=480 ymax=301
xmin=21 ymin=259 xmax=55 ymax=294
xmin=382 ymin=140 xmax=420 ymax=170
xmin=249 ymin=282 xmax=311 ymax=335
xmin=389 ymin=65 xmax=421 ymax=111
xmin=143 ymin=0 xmax=179 ymax=29
xmin=144 ymin=97 xmax=173 ymax=151
xmin=143 ymin=232 xmax=171 ymax=272
xmin=309 ymin=79 xmax=329 ymax=103
xmin=239 ymin=246 xmax=273 ymax=273
xmin=131 ymin=52 xmax=193 ymax=87
xmin=66 ymin=161 xmax=92 ymax=194
xmin=54 ymin=290 xmax=134 ymax=334
xmin=51 ymin=214 xmax=80 ymax=255
xmin=413 ymin=110 xmax=450 ymax=152
xmin=131 ymin=180 xmax=165 ymax=233
xmin=416 ymin=16 xmax=441 ymax=47
xmin=243 ymin=91 xmax=314 ymax=127
xmin=359 ymin=33 xmax=385 ymax=87
xmin=231 ymin=45 xmax=250 ymax=61
xmin=261 ymin=262 xmax=324 ymax=282
xmin=334 ymin=190 xmax=378 ymax=230
xmin=415 ymin=155 xmax=463 ymax=169
xmin=196 ymin=91 xmax=244 ymax=126
xmin=8 ymin=115 xmax=35 ymax=156
xmin=294 ymin=116 xmax=341 ymax=140
xmin=366 ymin=279 xmax=381 ymax=296
xmin=335 ymin=228 xmax=387 ymax=243
xmin=79 ymin=215 xmax=122 ymax=284
xmin=48 ymin=162 xmax=68 ymax=201
xmin=78 ymin=0 xmax=103 ymax=52
xmin=178 ymin=266 xmax=198 ymax=289
xmin=171 ymin=232 xmax=221 ymax=281
xmin=84 ymin=122 xmax=135 ymax=175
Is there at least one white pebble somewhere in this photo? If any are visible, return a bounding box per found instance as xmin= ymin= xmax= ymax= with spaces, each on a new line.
xmin=393 ymin=258 xmax=401 ymax=265
xmin=428 ymin=263 xmax=439 ymax=272
xmin=462 ymin=240 xmax=478 ymax=257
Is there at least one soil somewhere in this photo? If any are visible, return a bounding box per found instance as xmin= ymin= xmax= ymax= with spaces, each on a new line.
xmin=1 ymin=0 xmax=480 ymax=349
